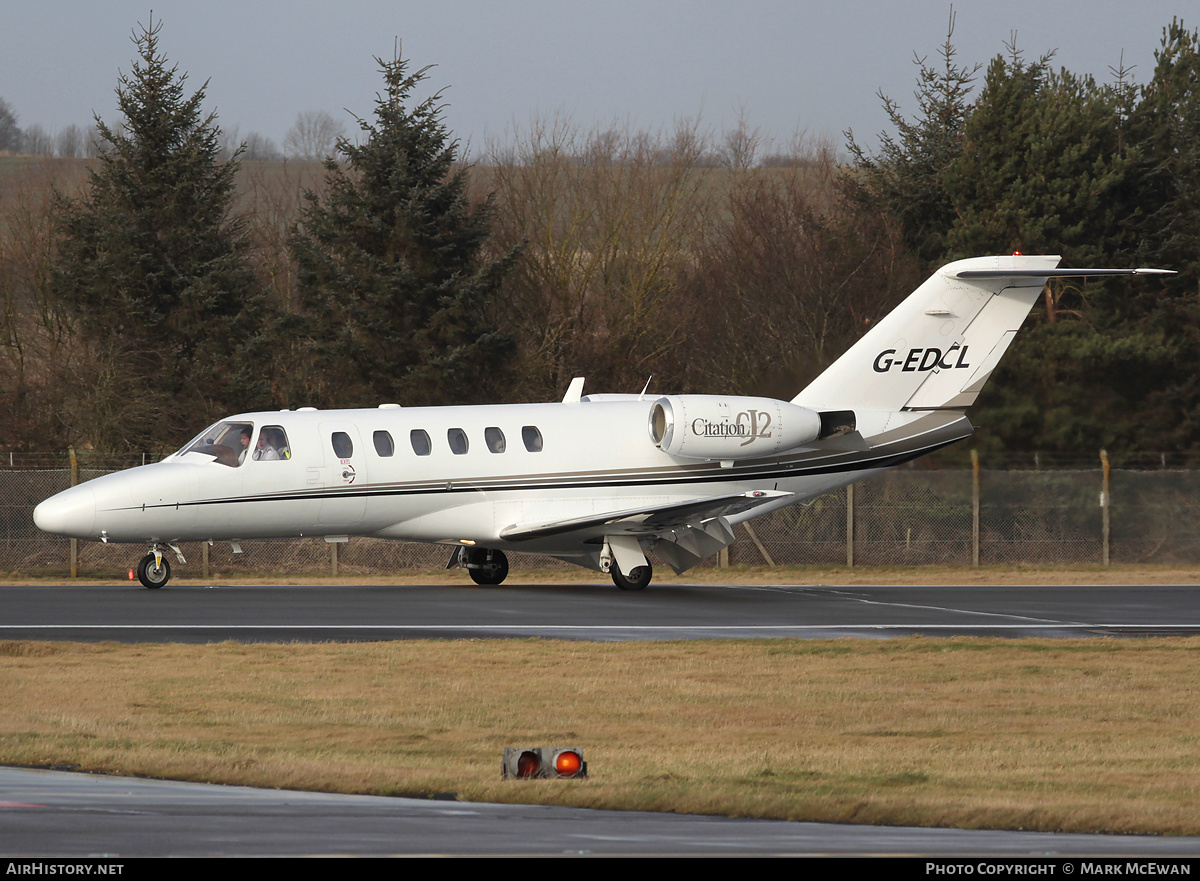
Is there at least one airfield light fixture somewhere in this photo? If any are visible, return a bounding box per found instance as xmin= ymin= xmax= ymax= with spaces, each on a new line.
xmin=503 ymin=747 xmax=587 ymax=780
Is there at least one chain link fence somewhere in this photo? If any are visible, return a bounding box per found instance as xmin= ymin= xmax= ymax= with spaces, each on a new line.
xmin=4 ymin=453 xmax=1198 ymax=578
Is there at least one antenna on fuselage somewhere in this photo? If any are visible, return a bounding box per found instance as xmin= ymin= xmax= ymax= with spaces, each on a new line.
xmin=638 ymin=376 xmax=653 ymax=400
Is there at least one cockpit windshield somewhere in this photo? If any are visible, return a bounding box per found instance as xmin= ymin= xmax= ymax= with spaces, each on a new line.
xmin=176 ymin=421 xmax=254 ymax=467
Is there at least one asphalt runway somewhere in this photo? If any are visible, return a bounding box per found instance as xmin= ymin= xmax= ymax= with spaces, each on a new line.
xmin=1 ymin=581 xmax=1199 ymax=642
xmin=5 ymin=580 xmax=1199 ymax=857
xmin=4 ymin=767 xmax=1199 ymax=857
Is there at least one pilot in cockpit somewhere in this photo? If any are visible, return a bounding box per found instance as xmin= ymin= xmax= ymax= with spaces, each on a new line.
xmin=253 ymin=430 xmax=280 ymax=461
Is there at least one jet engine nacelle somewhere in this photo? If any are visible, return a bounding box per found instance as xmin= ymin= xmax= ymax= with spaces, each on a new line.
xmin=648 ymin=395 xmax=823 ymax=461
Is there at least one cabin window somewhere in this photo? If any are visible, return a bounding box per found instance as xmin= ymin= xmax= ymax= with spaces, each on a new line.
xmin=373 ymin=430 xmax=395 ymax=457
xmin=410 ymin=429 xmax=431 ymax=456
xmin=179 ymin=421 xmax=254 ymax=468
xmin=522 ymin=426 xmax=543 ymax=452
xmin=485 ymin=427 xmax=506 ymax=453
xmin=447 ymin=428 xmax=469 ymax=455
xmin=252 ymin=426 xmax=290 ymax=461
xmin=331 ymin=431 xmax=354 ymax=459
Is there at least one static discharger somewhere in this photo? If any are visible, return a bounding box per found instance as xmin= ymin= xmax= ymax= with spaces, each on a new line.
xmin=502 ymin=747 xmax=587 ymax=780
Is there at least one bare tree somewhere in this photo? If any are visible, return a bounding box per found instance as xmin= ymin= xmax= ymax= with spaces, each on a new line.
xmin=486 ymin=113 xmax=712 ymax=398
xmin=21 ymin=124 xmax=52 ymax=156
xmin=283 ymin=110 xmax=345 ymax=161
xmin=84 ymin=124 xmax=102 ymax=158
xmin=0 ymin=97 xmax=20 ymax=152
xmin=243 ymin=131 xmax=283 ymax=161
xmin=718 ymin=107 xmax=763 ymax=169
xmin=55 ymin=124 xmax=84 ymax=158
xmin=218 ymin=124 xmax=241 ymax=161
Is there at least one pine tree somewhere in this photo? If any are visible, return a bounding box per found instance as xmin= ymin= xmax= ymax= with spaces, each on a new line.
xmin=843 ymin=12 xmax=980 ymax=269
xmin=943 ymin=51 xmax=1132 ymax=265
xmin=53 ymin=18 xmax=264 ymax=453
xmin=287 ymin=50 xmax=521 ymax=408
xmin=943 ymin=45 xmax=1190 ymax=460
xmin=1129 ymin=19 xmax=1200 ymax=281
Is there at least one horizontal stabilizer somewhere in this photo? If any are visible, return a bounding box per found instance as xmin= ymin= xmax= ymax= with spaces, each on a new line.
xmin=953 ymin=267 xmax=1175 ymax=279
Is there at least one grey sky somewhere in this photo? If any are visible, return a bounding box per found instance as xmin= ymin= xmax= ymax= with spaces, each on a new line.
xmin=0 ymin=1 xmax=1192 ymax=159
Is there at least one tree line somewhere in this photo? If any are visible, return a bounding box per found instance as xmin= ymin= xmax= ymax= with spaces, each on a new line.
xmin=1 ymin=17 xmax=1197 ymax=464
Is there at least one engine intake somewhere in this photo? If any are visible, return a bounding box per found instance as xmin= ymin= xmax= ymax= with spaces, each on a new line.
xmin=648 ymin=395 xmax=823 ymax=461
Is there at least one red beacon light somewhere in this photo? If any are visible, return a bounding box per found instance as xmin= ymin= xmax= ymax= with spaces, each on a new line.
xmin=554 ymin=750 xmax=583 ymax=776
xmin=503 ymin=746 xmax=587 ymax=779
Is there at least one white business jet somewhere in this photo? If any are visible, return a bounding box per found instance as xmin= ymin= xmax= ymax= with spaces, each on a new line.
xmin=34 ymin=255 xmax=1172 ymax=590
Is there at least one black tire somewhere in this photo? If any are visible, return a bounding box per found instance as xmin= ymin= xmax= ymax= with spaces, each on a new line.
xmin=612 ymin=562 xmax=652 ymax=591
xmin=137 ymin=553 xmax=171 ymax=589
xmin=468 ymin=549 xmax=509 ymax=586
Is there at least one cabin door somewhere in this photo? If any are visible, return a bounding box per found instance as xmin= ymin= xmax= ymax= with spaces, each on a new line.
xmin=316 ymin=422 xmax=368 ymax=528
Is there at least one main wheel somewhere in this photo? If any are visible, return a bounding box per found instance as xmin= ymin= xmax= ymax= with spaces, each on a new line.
xmin=136 ymin=553 xmax=171 ymax=589
xmin=612 ymin=562 xmax=652 ymax=591
xmin=468 ymin=549 xmax=509 ymax=586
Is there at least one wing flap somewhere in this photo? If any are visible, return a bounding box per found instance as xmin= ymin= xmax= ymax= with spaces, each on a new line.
xmin=499 ymin=490 xmax=792 ymax=543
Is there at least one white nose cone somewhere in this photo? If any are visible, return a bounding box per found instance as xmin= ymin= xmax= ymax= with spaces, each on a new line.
xmin=33 ymin=485 xmax=97 ymax=538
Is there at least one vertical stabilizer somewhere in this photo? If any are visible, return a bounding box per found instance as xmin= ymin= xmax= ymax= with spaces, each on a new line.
xmin=793 ymin=255 xmax=1061 ymax=412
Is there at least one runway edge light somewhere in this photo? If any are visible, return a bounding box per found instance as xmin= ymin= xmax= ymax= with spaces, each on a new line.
xmin=502 ymin=747 xmax=587 ymax=780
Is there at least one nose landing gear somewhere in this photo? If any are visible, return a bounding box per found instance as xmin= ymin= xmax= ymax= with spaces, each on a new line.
xmin=134 ymin=544 xmax=185 ymax=589
xmin=136 ymin=551 xmax=171 ymax=589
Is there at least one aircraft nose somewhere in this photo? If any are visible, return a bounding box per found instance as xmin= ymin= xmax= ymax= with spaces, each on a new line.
xmin=33 ymin=484 xmax=97 ymax=538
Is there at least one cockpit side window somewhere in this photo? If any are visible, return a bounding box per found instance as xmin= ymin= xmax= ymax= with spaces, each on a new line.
xmin=180 ymin=421 xmax=255 ymax=467
xmin=253 ymin=426 xmax=290 ymax=461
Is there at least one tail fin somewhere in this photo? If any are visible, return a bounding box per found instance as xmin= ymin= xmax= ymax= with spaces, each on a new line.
xmin=793 ymin=255 xmax=1173 ymax=413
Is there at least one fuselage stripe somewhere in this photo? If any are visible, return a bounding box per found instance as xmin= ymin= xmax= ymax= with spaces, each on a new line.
xmin=112 ymin=436 xmax=962 ymax=514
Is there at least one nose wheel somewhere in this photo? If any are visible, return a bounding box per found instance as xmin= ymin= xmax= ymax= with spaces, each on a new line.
xmin=137 ymin=552 xmax=171 ymax=589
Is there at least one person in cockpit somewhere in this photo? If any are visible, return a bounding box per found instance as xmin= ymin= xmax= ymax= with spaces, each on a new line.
xmin=253 ymin=430 xmax=280 ymax=461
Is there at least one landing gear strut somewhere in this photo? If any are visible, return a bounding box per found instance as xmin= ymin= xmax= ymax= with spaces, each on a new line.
xmin=137 ymin=551 xmax=171 ymax=589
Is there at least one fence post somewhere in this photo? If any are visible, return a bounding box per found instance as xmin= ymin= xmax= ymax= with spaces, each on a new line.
xmin=202 ymin=541 xmax=210 ymax=580
xmin=741 ymin=521 xmax=775 ymax=567
xmin=1100 ymin=449 xmax=1110 ymax=566
xmin=846 ymin=483 xmax=855 ymax=568
xmin=68 ymin=447 xmax=78 ymax=579
xmin=971 ymin=449 xmax=980 ymax=567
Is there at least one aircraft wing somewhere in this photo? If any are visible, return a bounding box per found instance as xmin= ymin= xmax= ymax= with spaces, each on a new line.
xmin=498 ymin=490 xmax=793 ymax=543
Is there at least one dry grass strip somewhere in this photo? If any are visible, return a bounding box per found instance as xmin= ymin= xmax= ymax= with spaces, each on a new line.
xmin=1 ymin=637 xmax=1197 ymax=834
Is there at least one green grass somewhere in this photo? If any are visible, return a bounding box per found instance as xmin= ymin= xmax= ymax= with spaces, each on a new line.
xmin=2 ymin=636 xmax=1198 ymax=834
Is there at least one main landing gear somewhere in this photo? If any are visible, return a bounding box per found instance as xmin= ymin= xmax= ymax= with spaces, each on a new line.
xmin=448 ymin=543 xmax=654 ymax=590
xmin=611 ymin=561 xmax=652 ymax=591
xmin=600 ymin=535 xmax=654 ymax=590
xmin=449 ymin=547 xmax=510 ymax=585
